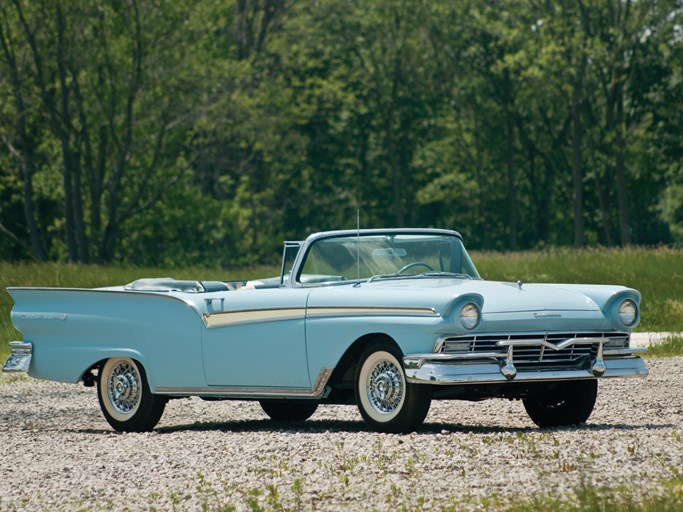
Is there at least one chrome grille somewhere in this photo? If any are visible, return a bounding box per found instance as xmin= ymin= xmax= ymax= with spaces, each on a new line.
xmin=439 ymin=332 xmax=629 ymax=371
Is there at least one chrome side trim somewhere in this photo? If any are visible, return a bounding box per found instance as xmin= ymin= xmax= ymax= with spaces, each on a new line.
xmin=306 ymin=306 xmax=439 ymax=318
xmin=404 ymin=352 xmax=504 ymax=369
xmin=203 ymin=308 xmax=306 ymax=328
xmin=156 ymin=368 xmax=333 ymax=398
xmin=16 ymin=313 xmax=68 ymax=321
xmin=2 ymin=341 xmax=33 ymax=373
xmin=8 ymin=287 xmax=203 ymax=321
xmin=203 ymin=306 xmax=439 ymax=328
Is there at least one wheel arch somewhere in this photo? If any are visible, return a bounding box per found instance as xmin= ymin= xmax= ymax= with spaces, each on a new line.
xmin=79 ymin=350 xmax=149 ymax=387
xmin=328 ymin=332 xmax=400 ymax=389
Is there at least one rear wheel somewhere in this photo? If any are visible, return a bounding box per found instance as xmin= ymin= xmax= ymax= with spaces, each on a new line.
xmin=98 ymin=358 xmax=167 ymax=432
xmin=355 ymin=341 xmax=431 ymax=433
xmin=260 ymin=400 xmax=318 ymax=421
xmin=523 ymin=380 xmax=598 ymax=428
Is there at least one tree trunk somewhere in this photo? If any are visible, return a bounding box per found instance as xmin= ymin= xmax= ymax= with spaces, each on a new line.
xmin=472 ymin=105 xmax=490 ymax=249
xmin=386 ymin=118 xmax=403 ymax=227
xmin=540 ymin=159 xmax=554 ymax=243
xmin=505 ymin=108 xmax=517 ymax=250
xmin=53 ymin=5 xmax=79 ymax=262
xmin=571 ymin=78 xmax=585 ymax=248
xmin=100 ymin=223 xmax=118 ymax=263
xmin=390 ymin=23 xmax=405 ymax=227
xmin=614 ymin=84 xmax=630 ymax=245
xmin=0 ymin=18 xmax=47 ymax=260
xmin=590 ymin=142 xmax=614 ymax=246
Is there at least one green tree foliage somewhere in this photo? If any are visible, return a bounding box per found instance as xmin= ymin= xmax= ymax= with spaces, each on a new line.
xmin=1 ymin=0 xmax=682 ymax=266
xmin=0 ymin=0 xmax=207 ymax=262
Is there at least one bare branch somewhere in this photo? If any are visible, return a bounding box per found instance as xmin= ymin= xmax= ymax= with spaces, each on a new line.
xmin=0 ymin=132 xmax=22 ymax=160
xmin=0 ymin=221 xmax=22 ymax=244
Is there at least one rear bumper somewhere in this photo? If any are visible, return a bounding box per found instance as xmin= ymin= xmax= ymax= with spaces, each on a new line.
xmin=2 ymin=341 xmax=32 ymax=373
xmin=404 ymin=352 xmax=648 ymax=385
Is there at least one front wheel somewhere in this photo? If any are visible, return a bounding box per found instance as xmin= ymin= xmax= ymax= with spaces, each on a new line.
xmin=260 ymin=400 xmax=318 ymax=421
xmin=98 ymin=358 xmax=167 ymax=432
xmin=523 ymin=380 xmax=598 ymax=428
xmin=355 ymin=341 xmax=431 ymax=433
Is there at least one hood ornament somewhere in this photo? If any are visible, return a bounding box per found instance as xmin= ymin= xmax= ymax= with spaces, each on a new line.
xmin=517 ymin=280 xmax=523 ymax=290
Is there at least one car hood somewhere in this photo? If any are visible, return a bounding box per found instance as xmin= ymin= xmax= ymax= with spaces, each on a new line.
xmin=305 ymin=278 xmax=639 ymax=333
xmin=360 ymin=278 xmax=603 ymax=313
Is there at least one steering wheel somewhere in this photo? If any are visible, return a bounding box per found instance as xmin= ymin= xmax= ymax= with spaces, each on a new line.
xmin=397 ymin=261 xmax=435 ymax=275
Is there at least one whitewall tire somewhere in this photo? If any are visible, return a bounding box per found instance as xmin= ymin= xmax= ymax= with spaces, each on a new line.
xmin=98 ymin=358 xmax=167 ymax=432
xmin=355 ymin=341 xmax=431 ymax=433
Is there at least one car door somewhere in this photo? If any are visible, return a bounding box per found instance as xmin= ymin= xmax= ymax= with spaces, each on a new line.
xmin=201 ymin=287 xmax=311 ymax=388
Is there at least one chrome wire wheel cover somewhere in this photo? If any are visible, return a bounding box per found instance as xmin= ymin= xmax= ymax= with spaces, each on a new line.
xmin=106 ymin=360 xmax=142 ymax=416
xmin=365 ymin=358 xmax=405 ymax=416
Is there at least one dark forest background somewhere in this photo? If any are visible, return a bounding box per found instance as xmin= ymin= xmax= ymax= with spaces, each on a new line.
xmin=1 ymin=0 xmax=682 ymax=267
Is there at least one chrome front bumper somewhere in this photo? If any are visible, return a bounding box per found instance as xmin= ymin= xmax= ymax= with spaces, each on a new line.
xmin=404 ymin=342 xmax=649 ymax=385
xmin=2 ymin=341 xmax=32 ymax=373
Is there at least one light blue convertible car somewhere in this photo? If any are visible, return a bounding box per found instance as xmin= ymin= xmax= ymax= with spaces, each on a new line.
xmin=3 ymin=229 xmax=648 ymax=433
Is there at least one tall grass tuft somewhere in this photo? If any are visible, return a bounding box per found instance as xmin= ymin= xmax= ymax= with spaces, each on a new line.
xmin=647 ymin=337 xmax=683 ymax=358
xmin=502 ymin=473 xmax=683 ymax=511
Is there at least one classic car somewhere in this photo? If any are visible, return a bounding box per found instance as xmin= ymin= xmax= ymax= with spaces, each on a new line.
xmin=3 ymin=228 xmax=648 ymax=433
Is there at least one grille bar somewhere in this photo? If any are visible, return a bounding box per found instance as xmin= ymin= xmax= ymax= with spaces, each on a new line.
xmin=438 ymin=332 xmax=628 ymax=371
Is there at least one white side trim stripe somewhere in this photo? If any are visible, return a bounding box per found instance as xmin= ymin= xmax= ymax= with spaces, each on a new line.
xmin=203 ymin=306 xmax=439 ymax=328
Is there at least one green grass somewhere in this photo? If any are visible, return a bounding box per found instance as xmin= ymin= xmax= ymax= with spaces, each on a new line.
xmin=647 ymin=337 xmax=683 ymax=358
xmin=37 ymin=471 xmax=680 ymax=512
xmin=1 ymin=247 xmax=682 ymax=361
xmin=496 ymin=477 xmax=683 ymax=512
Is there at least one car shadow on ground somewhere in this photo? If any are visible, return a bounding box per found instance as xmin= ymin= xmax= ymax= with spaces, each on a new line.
xmin=72 ymin=419 xmax=677 ymax=436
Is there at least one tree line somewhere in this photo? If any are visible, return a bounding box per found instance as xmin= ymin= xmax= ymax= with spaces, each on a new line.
xmin=1 ymin=0 xmax=682 ymax=267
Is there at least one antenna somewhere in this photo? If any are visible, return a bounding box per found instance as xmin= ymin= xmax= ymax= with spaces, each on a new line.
xmin=356 ymin=209 xmax=361 ymax=284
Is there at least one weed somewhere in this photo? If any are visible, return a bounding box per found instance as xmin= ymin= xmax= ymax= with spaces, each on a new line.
xmin=244 ymin=488 xmax=263 ymax=512
xmin=265 ymin=484 xmax=281 ymax=510
xmin=291 ymin=478 xmax=304 ymax=510
xmin=559 ymin=461 xmax=578 ymax=472
xmin=0 ymin=374 xmax=28 ymax=385
xmin=387 ymin=483 xmax=402 ymax=505
xmin=170 ymin=492 xmax=181 ymax=510
xmin=374 ymin=452 xmax=392 ymax=474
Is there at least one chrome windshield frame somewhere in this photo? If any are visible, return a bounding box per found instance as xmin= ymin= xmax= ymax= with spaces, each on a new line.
xmin=291 ymin=228 xmax=478 ymax=287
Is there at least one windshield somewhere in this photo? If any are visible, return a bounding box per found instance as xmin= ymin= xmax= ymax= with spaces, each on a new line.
xmin=298 ymin=233 xmax=480 ymax=284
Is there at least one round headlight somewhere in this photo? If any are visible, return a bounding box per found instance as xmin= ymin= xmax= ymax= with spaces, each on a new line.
xmin=618 ymin=299 xmax=637 ymax=326
xmin=460 ymin=303 xmax=480 ymax=330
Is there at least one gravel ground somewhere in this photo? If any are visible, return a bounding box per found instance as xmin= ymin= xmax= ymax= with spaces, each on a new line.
xmin=1 ymin=357 xmax=682 ymax=511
